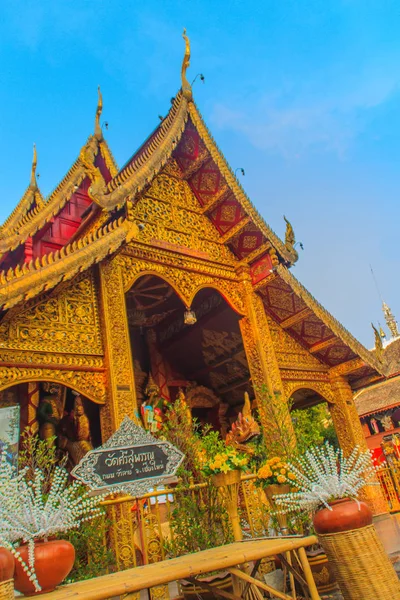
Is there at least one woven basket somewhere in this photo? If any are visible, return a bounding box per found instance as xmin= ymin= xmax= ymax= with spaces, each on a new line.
xmin=0 ymin=580 xmax=14 ymax=600
xmin=318 ymin=524 xmax=400 ymax=600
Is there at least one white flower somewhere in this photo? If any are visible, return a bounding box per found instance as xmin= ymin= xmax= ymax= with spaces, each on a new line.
xmin=274 ymin=443 xmax=378 ymax=513
xmin=0 ymin=454 xmax=104 ymax=592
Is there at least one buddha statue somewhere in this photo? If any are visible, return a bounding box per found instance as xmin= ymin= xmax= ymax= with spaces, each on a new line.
xmin=63 ymin=395 xmax=93 ymax=466
xmin=37 ymin=394 xmax=63 ymax=446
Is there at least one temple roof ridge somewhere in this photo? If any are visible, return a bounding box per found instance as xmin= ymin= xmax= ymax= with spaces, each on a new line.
xmin=0 ymin=215 xmax=137 ymax=311
xmin=0 ymin=135 xmax=117 ymax=256
xmin=0 ymin=145 xmax=45 ymax=239
xmin=276 ymin=264 xmax=385 ymax=375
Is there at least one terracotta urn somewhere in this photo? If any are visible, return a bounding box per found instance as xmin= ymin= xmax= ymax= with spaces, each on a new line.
xmin=0 ymin=547 xmax=14 ymax=581
xmin=14 ymin=540 xmax=75 ymax=595
xmin=313 ymin=498 xmax=372 ymax=534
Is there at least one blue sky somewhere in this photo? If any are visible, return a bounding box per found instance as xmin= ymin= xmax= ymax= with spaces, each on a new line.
xmin=1 ymin=0 xmax=400 ymax=348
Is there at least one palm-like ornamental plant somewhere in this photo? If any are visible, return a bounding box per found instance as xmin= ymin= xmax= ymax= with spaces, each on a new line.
xmin=0 ymin=454 xmax=103 ymax=591
xmin=273 ymin=442 xmax=377 ymax=513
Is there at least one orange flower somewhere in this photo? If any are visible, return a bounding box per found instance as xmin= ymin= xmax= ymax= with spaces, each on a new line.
xmin=277 ymin=475 xmax=286 ymax=484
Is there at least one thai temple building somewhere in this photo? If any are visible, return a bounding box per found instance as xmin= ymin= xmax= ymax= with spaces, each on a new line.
xmin=355 ymin=304 xmax=400 ymax=463
xmin=0 ymin=31 xmax=393 ymax=521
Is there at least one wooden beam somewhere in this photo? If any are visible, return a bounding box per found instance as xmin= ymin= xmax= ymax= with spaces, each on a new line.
xmin=182 ymin=148 xmax=210 ymax=180
xmin=280 ymin=308 xmax=313 ymax=330
xmin=330 ymin=357 xmax=365 ymax=376
xmin=309 ymin=337 xmax=337 ymax=354
xmin=201 ymin=186 xmax=231 ymax=213
xmin=238 ymin=242 xmax=272 ymax=266
xmin=220 ymin=216 xmax=251 ymax=244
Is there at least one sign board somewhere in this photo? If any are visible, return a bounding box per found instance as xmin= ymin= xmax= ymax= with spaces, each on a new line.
xmin=0 ymin=405 xmax=20 ymax=474
xmin=71 ymin=416 xmax=184 ymax=496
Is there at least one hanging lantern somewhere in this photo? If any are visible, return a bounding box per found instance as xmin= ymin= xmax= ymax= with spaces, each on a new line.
xmin=184 ymin=307 xmax=197 ymax=325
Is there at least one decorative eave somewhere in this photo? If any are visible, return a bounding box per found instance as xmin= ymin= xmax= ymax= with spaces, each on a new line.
xmin=0 ymin=136 xmax=116 ymax=256
xmin=188 ymin=102 xmax=298 ymax=267
xmin=276 ymin=264 xmax=385 ymax=375
xmin=80 ymin=92 xmax=190 ymax=209
xmin=0 ymin=217 xmax=138 ymax=311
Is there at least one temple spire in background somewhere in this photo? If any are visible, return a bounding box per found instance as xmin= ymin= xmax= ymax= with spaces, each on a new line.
xmin=382 ymin=301 xmax=399 ymax=339
xmin=29 ymin=144 xmax=38 ymax=190
xmin=94 ymin=86 xmax=103 ymax=140
xmin=181 ymin=29 xmax=192 ymax=100
xmin=370 ymin=265 xmax=399 ymax=340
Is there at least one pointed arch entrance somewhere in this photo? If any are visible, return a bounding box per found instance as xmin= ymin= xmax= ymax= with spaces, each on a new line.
xmin=289 ymin=387 xmax=339 ymax=451
xmin=125 ymin=274 xmax=253 ymax=434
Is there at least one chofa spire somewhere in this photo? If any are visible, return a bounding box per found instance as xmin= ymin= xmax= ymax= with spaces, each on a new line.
xmin=29 ymin=144 xmax=38 ymax=190
xmin=382 ymin=301 xmax=399 ymax=339
xmin=94 ymin=86 xmax=103 ymax=140
xmin=181 ymin=28 xmax=192 ymax=100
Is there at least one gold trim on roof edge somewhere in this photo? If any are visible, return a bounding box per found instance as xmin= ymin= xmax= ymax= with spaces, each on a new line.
xmin=0 ymin=136 xmax=118 ymax=255
xmin=0 ymin=217 xmax=138 ymax=311
xmin=0 ymin=145 xmax=45 ymax=239
xmin=188 ymin=102 xmax=298 ymax=266
xmin=81 ymin=92 xmax=189 ymax=208
xmin=276 ymin=264 xmax=385 ymax=375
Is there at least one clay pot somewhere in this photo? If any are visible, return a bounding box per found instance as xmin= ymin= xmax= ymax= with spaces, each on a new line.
xmin=0 ymin=547 xmax=14 ymax=581
xmin=14 ymin=540 xmax=75 ymax=595
xmin=313 ymin=498 xmax=372 ymax=534
xmin=306 ymin=548 xmax=337 ymax=593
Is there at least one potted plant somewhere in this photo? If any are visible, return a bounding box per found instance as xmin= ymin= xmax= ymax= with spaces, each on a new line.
xmin=272 ymin=443 xmax=376 ymax=534
xmin=0 ymin=454 xmax=103 ymax=594
xmin=273 ymin=442 xmax=400 ymax=600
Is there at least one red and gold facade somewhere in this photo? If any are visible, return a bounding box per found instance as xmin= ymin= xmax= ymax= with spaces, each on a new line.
xmin=0 ymin=35 xmax=388 ymax=518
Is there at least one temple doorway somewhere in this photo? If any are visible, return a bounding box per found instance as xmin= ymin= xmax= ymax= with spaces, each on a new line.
xmin=126 ymin=275 xmax=253 ymax=436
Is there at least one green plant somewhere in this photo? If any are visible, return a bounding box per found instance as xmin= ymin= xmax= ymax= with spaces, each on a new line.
xmin=19 ymin=427 xmax=67 ymax=492
xmin=165 ymin=483 xmax=232 ymax=557
xmin=255 ymin=386 xmax=298 ymax=461
xmin=160 ymin=398 xmax=204 ymax=483
xmin=62 ymin=510 xmax=115 ymax=582
xmin=291 ymin=404 xmax=338 ymax=454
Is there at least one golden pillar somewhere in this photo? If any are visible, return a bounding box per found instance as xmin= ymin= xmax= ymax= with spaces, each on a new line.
xmin=99 ymin=255 xmax=141 ymax=571
xmin=99 ymin=256 xmax=139 ymax=436
xmin=238 ymin=269 xmax=295 ymax=453
xmin=329 ymin=373 xmax=388 ymax=515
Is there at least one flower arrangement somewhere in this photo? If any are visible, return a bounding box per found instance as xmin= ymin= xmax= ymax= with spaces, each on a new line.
xmin=202 ymin=448 xmax=248 ymax=476
xmin=0 ymin=454 xmax=103 ymax=592
xmin=256 ymin=456 xmax=296 ymax=486
xmin=272 ymin=442 xmax=377 ymax=513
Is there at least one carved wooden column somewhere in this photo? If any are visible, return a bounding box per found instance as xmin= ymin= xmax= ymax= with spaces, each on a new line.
xmin=238 ymin=269 xmax=295 ymax=451
xmin=329 ymin=373 xmax=388 ymax=515
xmin=99 ymin=255 xmax=139 ymax=437
xmin=99 ymin=255 xmax=141 ymax=572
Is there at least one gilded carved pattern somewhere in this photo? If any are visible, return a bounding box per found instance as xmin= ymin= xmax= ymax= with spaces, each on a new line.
xmin=267 ymin=315 xmax=327 ymax=370
xmin=283 ymin=379 xmax=334 ymax=404
xmin=0 ymin=272 xmax=103 ymax=356
xmin=0 ymin=366 xmax=106 ymax=404
xmin=118 ymin=252 xmax=246 ymax=315
xmin=99 ymin=258 xmax=138 ymax=428
xmin=328 ymin=374 xmax=388 ymax=515
xmin=133 ymin=171 xmax=236 ymax=265
xmin=0 ymin=349 xmax=103 ymax=368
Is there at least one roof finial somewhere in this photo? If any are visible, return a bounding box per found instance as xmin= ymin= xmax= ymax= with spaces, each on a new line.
xmin=29 ymin=144 xmax=38 ymax=190
xmin=181 ymin=28 xmax=192 ymax=101
xmin=94 ymin=86 xmax=103 ymax=139
xmin=371 ymin=322 xmax=384 ymax=362
xmin=382 ymin=301 xmax=399 ymax=339
xmin=283 ymin=215 xmax=295 ymax=250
